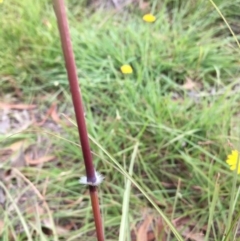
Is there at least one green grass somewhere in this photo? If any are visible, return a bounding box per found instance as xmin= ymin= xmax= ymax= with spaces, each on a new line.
xmin=1 ymin=0 xmax=240 ymax=240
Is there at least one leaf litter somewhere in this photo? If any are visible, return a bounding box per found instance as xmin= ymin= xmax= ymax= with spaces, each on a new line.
xmin=131 ymin=208 xmax=166 ymax=241
xmin=0 ymin=95 xmax=230 ymax=240
xmin=0 ymin=100 xmax=206 ymax=241
xmin=0 ymin=97 xmax=72 ymax=238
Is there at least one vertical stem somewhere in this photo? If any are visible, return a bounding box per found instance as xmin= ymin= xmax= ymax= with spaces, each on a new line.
xmin=53 ymin=1 xmax=104 ymax=240
xmin=53 ymin=0 xmax=95 ymax=183
xmin=90 ymin=186 xmax=105 ymax=241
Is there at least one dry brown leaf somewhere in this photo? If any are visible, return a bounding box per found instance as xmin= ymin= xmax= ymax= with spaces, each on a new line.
xmin=55 ymin=225 xmax=71 ymax=235
xmin=0 ymin=220 xmax=4 ymax=235
xmin=0 ymin=103 xmax=36 ymax=110
xmin=50 ymin=103 xmax=61 ymax=123
xmin=131 ymin=210 xmax=153 ymax=241
xmin=182 ymin=78 xmax=197 ymax=90
xmin=9 ymin=140 xmax=30 ymax=152
xmin=136 ymin=217 xmax=152 ymax=241
xmin=35 ymin=103 xmax=59 ymax=126
xmin=42 ymin=219 xmax=69 ymax=235
xmin=3 ymin=76 xmax=23 ymax=97
xmin=133 ymin=212 xmax=166 ymax=241
xmin=139 ymin=1 xmax=150 ymax=10
xmin=198 ymin=140 xmax=214 ymax=146
xmin=26 ymin=203 xmax=45 ymax=218
xmin=1 ymin=140 xmax=30 ymax=167
xmin=161 ymin=182 xmax=176 ymax=188
xmin=173 ymin=217 xmax=205 ymax=241
xmin=153 ymin=218 xmax=166 ymax=241
xmin=182 ymin=227 xmax=205 ymax=241
xmin=0 ymin=149 xmax=12 ymax=161
xmin=61 ymin=221 xmax=76 ymax=231
xmin=11 ymin=149 xmax=26 ymax=167
xmin=173 ymin=216 xmax=191 ymax=227
xmin=25 ymin=155 xmax=56 ymax=165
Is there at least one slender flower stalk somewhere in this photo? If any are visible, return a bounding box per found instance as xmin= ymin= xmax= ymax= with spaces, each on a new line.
xmin=52 ymin=1 xmax=104 ymax=240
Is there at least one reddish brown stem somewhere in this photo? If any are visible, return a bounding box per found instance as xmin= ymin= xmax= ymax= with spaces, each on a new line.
xmin=90 ymin=186 xmax=105 ymax=241
xmin=53 ymin=0 xmax=95 ymax=183
xmin=53 ymin=1 xmax=104 ymax=240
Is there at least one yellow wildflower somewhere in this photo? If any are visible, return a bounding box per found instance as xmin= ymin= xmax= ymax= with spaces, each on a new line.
xmin=226 ymin=150 xmax=240 ymax=174
xmin=143 ymin=14 xmax=156 ymax=23
xmin=120 ymin=65 xmax=133 ymax=74
xmin=0 ymin=0 xmax=3 ymax=3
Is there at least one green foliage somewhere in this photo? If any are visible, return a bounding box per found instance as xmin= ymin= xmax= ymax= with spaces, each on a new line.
xmin=1 ymin=0 xmax=240 ymax=240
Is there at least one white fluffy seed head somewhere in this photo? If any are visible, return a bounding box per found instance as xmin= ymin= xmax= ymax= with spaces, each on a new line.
xmin=79 ymin=171 xmax=104 ymax=186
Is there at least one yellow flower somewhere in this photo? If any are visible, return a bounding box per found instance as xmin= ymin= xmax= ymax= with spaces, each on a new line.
xmin=143 ymin=14 xmax=156 ymax=23
xmin=120 ymin=65 xmax=133 ymax=74
xmin=0 ymin=0 xmax=3 ymax=3
xmin=226 ymin=150 xmax=240 ymax=174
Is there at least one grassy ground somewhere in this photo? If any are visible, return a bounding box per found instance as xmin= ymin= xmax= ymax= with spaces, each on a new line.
xmin=1 ymin=0 xmax=240 ymax=240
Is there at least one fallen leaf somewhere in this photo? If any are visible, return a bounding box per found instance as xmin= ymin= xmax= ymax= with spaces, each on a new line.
xmin=136 ymin=217 xmax=151 ymax=241
xmin=152 ymin=218 xmax=166 ymax=241
xmin=0 ymin=220 xmax=4 ymax=236
xmin=1 ymin=141 xmax=30 ymax=168
xmin=235 ymin=220 xmax=240 ymax=237
xmin=182 ymin=227 xmax=205 ymax=241
xmin=42 ymin=219 xmax=69 ymax=235
xmin=9 ymin=140 xmax=30 ymax=152
xmin=0 ymin=188 xmax=5 ymax=206
xmin=173 ymin=217 xmax=205 ymax=241
xmin=35 ymin=103 xmax=59 ymax=126
xmin=0 ymin=113 xmax=10 ymax=134
xmin=198 ymin=140 xmax=214 ymax=145
xmin=25 ymin=203 xmax=45 ymax=218
xmin=132 ymin=210 xmax=166 ymax=241
xmin=0 ymin=149 xmax=12 ymax=159
xmin=25 ymin=155 xmax=56 ymax=165
xmin=2 ymin=76 xmax=23 ymax=97
xmin=182 ymin=78 xmax=197 ymax=90
xmin=0 ymin=103 xmax=36 ymax=110
xmin=50 ymin=103 xmax=61 ymax=123
xmin=11 ymin=148 xmax=26 ymax=168
xmin=173 ymin=216 xmax=191 ymax=227
xmin=139 ymin=1 xmax=150 ymax=10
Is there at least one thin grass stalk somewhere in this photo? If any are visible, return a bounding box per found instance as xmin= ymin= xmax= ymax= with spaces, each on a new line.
xmin=205 ymin=174 xmax=219 ymax=241
xmin=52 ymin=1 xmax=104 ymax=240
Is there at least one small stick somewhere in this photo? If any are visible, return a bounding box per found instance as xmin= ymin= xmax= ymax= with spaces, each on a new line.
xmin=52 ymin=1 xmax=105 ymax=240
